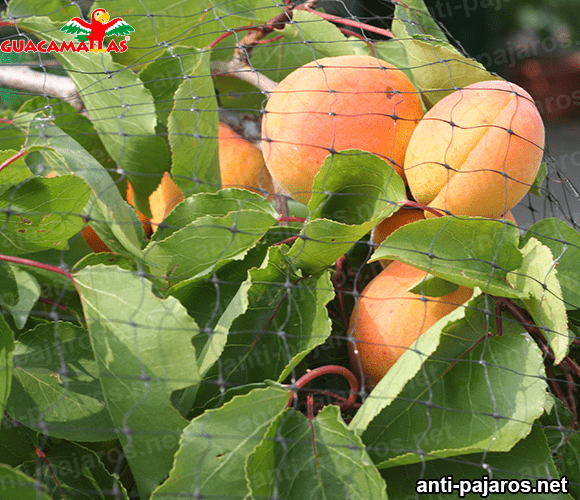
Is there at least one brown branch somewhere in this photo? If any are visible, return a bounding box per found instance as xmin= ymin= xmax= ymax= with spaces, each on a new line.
xmin=495 ymin=295 xmax=580 ymax=429
xmin=210 ymin=59 xmax=278 ymax=96
xmin=0 ymin=66 xmax=86 ymax=115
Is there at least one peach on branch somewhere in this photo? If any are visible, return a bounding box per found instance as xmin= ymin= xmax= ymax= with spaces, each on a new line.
xmin=404 ymin=80 xmax=545 ymax=219
xmin=146 ymin=172 xmax=184 ymax=228
xmin=218 ymin=122 xmax=274 ymax=197
xmin=348 ymin=260 xmax=473 ymax=388
xmin=261 ymin=55 xmax=423 ymax=205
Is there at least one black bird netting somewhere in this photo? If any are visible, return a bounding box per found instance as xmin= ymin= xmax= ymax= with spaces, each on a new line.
xmin=0 ymin=0 xmax=579 ymax=498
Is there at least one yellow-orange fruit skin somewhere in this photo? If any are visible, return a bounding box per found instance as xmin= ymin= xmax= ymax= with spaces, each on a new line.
xmin=81 ymin=225 xmax=111 ymax=253
xmin=371 ymin=209 xmax=426 ymax=268
xmin=262 ymin=55 xmax=423 ymax=205
xmin=404 ymin=80 xmax=544 ymax=219
xmin=218 ymin=122 xmax=274 ymax=197
xmin=348 ymin=261 xmax=473 ymax=388
xmin=147 ymin=173 xmax=184 ymax=227
xmin=126 ymin=181 xmax=153 ymax=237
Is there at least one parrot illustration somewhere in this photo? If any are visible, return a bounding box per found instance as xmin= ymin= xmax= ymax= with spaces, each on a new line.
xmin=60 ymin=9 xmax=134 ymax=53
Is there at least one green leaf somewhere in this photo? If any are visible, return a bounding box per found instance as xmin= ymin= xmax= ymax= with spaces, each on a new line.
xmin=283 ymin=10 xmax=359 ymax=59
xmin=17 ymin=97 xmax=115 ymax=171
xmin=241 ymin=10 xmax=364 ymax=93
xmin=152 ymin=188 xmax=277 ymax=241
xmin=20 ymin=441 xmax=130 ymax=500
xmin=144 ymin=205 xmax=277 ymax=283
xmin=358 ymin=296 xmax=547 ymax=468
xmin=0 ymin=420 xmax=39 ymax=468
xmin=247 ymin=405 xmax=388 ymax=500
xmin=392 ymin=0 xmax=449 ymax=43
xmin=0 ymin=465 xmax=52 ymax=500
xmin=521 ymin=218 xmax=580 ymax=310
xmin=6 ymin=322 xmax=116 ymax=442
xmin=529 ymin=161 xmax=548 ymax=196
xmin=168 ymin=50 xmax=220 ymax=195
xmin=0 ymin=124 xmax=27 ymax=154
xmin=169 ymin=242 xmax=269 ymax=398
xmin=151 ymin=386 xmax=289 ymax=499
xmin=507 ymin=237 xmax=569 ymax=364
xmin=89 ymin=0 xmax=283 ymax=66
xmin=4 ymin=266 xmax=41 ymax=329
xmin=392 ymin=1 xmax=501 ymax=109
xmin=370 ymin=39 xmax=422 ymax=105
xmin=194 ymin=246 xmax=334 ymax=409
xmin=15 ymin=16 xmax=170 ymax=215
xmin=0 ymin=262 xmax=18 ymax=307
xmin=0 ymin=315 xmax=15 ymax=419
xmin=73 ymin=252 xmax=137 ymax=273
xmin=139 ymin=47 xmax=206 ymax=131
xmin=288 ymin=150 xmax=406 ymax=274
xmin=5 ymin=0 xmax=73 ymax=21
xmin=382 ymin=426 xmax=573 ymax=500
xmin=0 ymin=174 xmax=90 ymax=254
xmin=24 ymin=119 xmax=144 ymax=258
xmin=75 ymin=265 xmax=200 ymax=498
xmin=371 ymin=216 xmax=525 ymax=298
xmin=401 ymin=38 xmax=502 ymax=109
xmin=408 ymin=274 xmax=460 ymax=297
xmin=0 ymin=150 xmax=32 ymax=196
xmin=214 ymin=0 xmax=285 ymax=21
xmin=542 ymin=400 xmax=580 ymax=500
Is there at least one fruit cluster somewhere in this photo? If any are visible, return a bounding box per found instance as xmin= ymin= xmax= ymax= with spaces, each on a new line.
xmin=260 ymin=55 xmax=545 ymax=389
xmin=81 ymin=122 xmax=271 ymax=252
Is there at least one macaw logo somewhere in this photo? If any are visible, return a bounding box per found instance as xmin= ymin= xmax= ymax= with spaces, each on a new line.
xmin=60 ymin=9 xmax=135 ymax=53
xmin=0 ymin=9 xmax=135 ymax=54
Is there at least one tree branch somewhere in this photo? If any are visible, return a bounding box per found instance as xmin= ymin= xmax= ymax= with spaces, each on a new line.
xmin=0 ymin=65 xmax=86 ymax=115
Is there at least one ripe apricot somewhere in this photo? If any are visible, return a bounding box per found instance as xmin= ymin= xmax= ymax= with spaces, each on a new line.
xmin=146 ymin=173 xmax=184 ymax=227
xmin=218 ymin=122 xmax=274 ymax=197
xmin=348 ymin=260 xmax=473 ymax=388
xmin=261 ymin=55 xmax=423 ymax=205
xmin=404 ymin=80 xmax=545 ymax=219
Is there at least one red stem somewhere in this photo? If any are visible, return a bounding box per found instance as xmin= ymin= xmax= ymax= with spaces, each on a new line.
xmin=38 ymin=297 xmax=68 ymax=312
xmin=297 ymin=5 xmax=394 ymax=39
xmin=400 ymin=200 xmax=444 ymax=217
xmin=0 ymin=148 xmax=27 ymax=173
xmin=0 ymin=254 xmax=79 ymax=297
xmin=208 ymin=25 xmax=255 ymax=49
xmin=36 ymin=447 xmax=67 ymax=499
xmin=277 ymin=216 xmax=306 ymax=224
xmin=286 ymin=364 xmax=359 ymax=412
xmin=272 ymin=235 xmax=300 ymax=246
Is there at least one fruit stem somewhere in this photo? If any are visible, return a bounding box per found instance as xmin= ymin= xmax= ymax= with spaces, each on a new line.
xmin=400 ymin=200 xmax=443 ymax=217
xmin=286 ymin=364 xmax=360 ymax=414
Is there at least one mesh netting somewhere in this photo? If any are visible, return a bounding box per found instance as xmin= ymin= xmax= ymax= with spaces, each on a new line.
xmin=0 ymin=0 xmax=579 ymax=499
